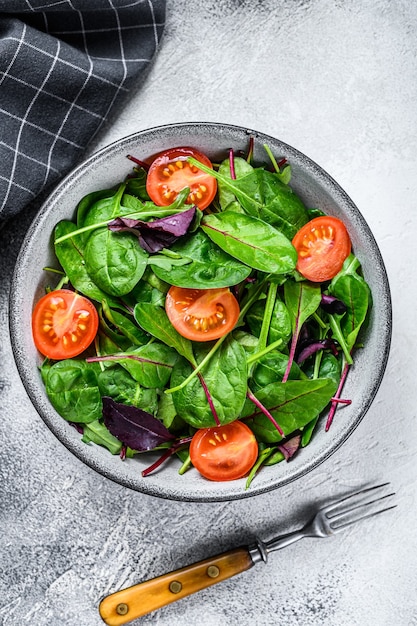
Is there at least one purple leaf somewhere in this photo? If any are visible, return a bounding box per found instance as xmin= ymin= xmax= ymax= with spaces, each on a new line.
xmin=108 ymin=206 xmax=196 ymax=253
xmin=320 ymin=294 xmax=347 ymax=315
xmin=277 ymin=433 xmax=301 ymax=460
xmin=296 ymin=338 xmax=339 ymax=364
xmin=102 ymin=397 xmax=175 ymax=451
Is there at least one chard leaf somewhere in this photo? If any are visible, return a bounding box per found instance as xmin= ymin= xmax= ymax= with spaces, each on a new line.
xmin=90 ymin=342 xmax=178 ymax=388
xmin=102 ymin=397 xmax=174 ymax=451
xmin=189 ymin=157 xmax=308 ymax=238
xmin=242 ymin=378 xmax=337 ymax=443
xmin=282 ymin=279 xmax=322 ymax=381
xmin=218 ymin=157 xmax=254 ymax=209
xmin=201 ymin=212 xmax=297 ymax=275
xmin=108 ymin=206 xmax=197 ymax=253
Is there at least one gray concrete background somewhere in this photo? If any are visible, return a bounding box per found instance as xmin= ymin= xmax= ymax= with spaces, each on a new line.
xmin=1 ymin=1 xmax=417 ymax=624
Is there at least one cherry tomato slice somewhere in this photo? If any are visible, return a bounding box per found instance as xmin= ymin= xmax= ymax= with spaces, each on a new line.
xmin=292 ymin=216 xmax=352 ymax=282
xmin=32 ymin=289 xmax=99 ymax=360
xmin=146 ymin=147 xmax=217 ymax=210
xmin=165 ymin=286 xmax=240 ymax=342
xmin=189 ymin=421 xmax=258 ymax=481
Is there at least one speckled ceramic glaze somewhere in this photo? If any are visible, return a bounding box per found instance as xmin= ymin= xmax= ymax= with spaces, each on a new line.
xmin=9 ymin=123 xmax=392 ymax=502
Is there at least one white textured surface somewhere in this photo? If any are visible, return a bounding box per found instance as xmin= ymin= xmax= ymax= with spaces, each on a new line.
xmin=1 ymin=1 xmax=416 ymax=625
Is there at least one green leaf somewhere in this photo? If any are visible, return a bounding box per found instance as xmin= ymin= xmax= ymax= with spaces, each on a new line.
xmin=134 ymin=302 xmax=196 ymax=366
xmin=82 ymin=420 xmax=123 ymax=455
xmin=45 ymin=360 xmax=102 ymax=423
xmin=202 ymin=212 xmax=297 ymax=275
xmin=217 ymin=157 xmax=254 ymax=210
xmin=84 ymin=228 xmax=148 ymax=296
xmin=107 ymin=342 xmax=179 ymax=388
xmin=284 ymin=279 xmax=322 ymax=333
xmin=97 ymin=365 xmax=158 ymax=412
xmin=246 ymin=296 xmax=292 ymax=345
xmin=54 ymin=221 xmax=121 ymax=309
xmin=242 ymin=378 xmax=337 ymax=442
xmin=151 ymin=229 xmax=251 ymax=289
xmin=171 ymin=336 xmax=248 ymax=428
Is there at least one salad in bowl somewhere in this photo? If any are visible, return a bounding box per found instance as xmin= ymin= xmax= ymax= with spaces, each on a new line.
xmin=10 ymin=123 xmax=391 ymax=501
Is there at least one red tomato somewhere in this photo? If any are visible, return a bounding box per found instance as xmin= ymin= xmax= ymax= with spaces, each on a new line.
xmin=146 ymin=147 xmax=217 ymax=210
xmin=32 ymin=289 xmax=99 ymax=360
xmin=165 ymin=286 xmax=240 ymax=342
xmin=292 ymin=216 xmax=351 ymax=282
xmin=189 ymin=421 xmax=258 ymax=481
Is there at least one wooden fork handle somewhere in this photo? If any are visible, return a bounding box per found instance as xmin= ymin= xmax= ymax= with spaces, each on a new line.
xmin=99 ymin=547 xmax=253 ymax=625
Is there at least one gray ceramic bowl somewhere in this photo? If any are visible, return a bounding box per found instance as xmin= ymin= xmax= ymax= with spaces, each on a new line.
xmin=9 ymin=122 xmax=391 ymax=502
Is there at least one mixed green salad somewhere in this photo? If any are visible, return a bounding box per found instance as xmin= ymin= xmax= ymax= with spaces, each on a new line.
xmin=32 ymin=139 xmax=371 ymax=487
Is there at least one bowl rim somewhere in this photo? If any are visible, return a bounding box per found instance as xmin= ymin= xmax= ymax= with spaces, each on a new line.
xmin=9 ymin=121 xmax=392 ymax=501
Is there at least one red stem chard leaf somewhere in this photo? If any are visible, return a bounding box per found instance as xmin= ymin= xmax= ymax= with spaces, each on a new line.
xmin=277 ymin=433 xmax=301 ymax=460
xmin=108 ymin=206 xmax=196 ymax=253
xmin=102 ymin=397 xmax=175 ymax=451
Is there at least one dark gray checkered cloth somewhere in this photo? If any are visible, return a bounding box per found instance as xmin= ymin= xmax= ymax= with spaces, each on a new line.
xmin=0 ymin=0 xmax=166 ymax=221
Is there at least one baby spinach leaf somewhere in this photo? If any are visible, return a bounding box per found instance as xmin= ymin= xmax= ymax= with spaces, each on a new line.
xmin=252 ymin=351 xmax=302 ymax=389
xmin=150 ymin=229 xmax=252 ymax=288
xmin=76 ymin=187 xmax=117 ymax=228
xmin=97 ymin=364 xmax=158 ymax=413
xmin=81 ymin=183 xmax=127 ymax=227
xmin=125 ymin=168 xmax=149 ymax=201
xmin=102 ymin=397 xmax=174 ymax=451
xmin=329 ymin=254 xmax=371 ymax=351
xmin=157 ymin=392 xmax=186 ymax=431
xmin=202 ymin=212 xmax=297 ymax=275
xmin=82 ymin=419 xmax=124 ymax=455
xmin=54 ymin=221 xmax=121 ymax=309
xmin=84 ymin=228 xmax=148 ymax=297
xmin=45 ymin=360 xmax=102 ymax=423
xmin=242 ymin=378 xmax=337 ymax=443
xmin=134 ymin=302 xmax=196 ymax=366
xmin=170 ymin=336 xmax=247 ymax=428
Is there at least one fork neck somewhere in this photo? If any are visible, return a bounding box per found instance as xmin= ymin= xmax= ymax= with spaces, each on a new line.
xmin=249 ymin=529 xmax=306 ymax=564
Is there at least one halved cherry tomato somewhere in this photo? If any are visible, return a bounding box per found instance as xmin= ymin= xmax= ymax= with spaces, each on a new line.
xmin=32 ymin=289 xmax=99 ymax=360
xmin=146 ymin=147 xmax=217 ymax=210
xmin=292 ymin=216 xmax=352 ymax=282
xmin=189 ymin=421 xmax=258 ymax=481
xmin=165 ymin=286 xmax=240 ymax=342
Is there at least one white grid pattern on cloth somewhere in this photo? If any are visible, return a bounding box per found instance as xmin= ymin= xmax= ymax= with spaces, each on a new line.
xmin=0 ymin=0 xmax=166 ymax=219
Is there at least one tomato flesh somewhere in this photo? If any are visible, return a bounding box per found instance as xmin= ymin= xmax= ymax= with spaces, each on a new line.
xmin=32 ymin=289 xmax=99 ymax=360
xmin=146 ymin=147 xmax=217 ymax=210
xmin=292 ymin=216 xmax=351 ymax=282
xmin=165 ymin=286 xmax=240 ymax=342
xmin=189 ymin=421 xmax=258 ymax=481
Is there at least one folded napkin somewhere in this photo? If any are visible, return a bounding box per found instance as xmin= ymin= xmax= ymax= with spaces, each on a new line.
xmin=0 ymin=0 xmax=166 ymax=221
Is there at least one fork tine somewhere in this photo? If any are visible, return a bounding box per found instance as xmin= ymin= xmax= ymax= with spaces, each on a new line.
xmin=322 ymin=482 xmax=391 ymax=516
xmin=330 ymin=502 xmax=397 ymax=533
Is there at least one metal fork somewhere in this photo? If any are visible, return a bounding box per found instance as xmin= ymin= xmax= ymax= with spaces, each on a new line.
xmin=249 ymin=482 xmax=396 ymax=564
xmin=99 ymin=483 xmax=396 ymax=626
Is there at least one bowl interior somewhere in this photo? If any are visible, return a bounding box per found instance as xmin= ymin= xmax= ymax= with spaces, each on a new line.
xmin=9 ymin=122 xmax=392 ymax=501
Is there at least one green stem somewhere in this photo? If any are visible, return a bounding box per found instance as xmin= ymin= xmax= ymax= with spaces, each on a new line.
xmin=54 ymin=206 xmax=192 ymax=245
xmin=165 ymin=333 xmax=228 ymax=394
xmin=328 ymin=315 xmax=353 ymax=365
xmin=246 ymin=338 xmax=283 ymax=366
xmin=262 ymin=144 xmax=280 ymax=173
xmin=257 ymin=281 xmax=278 ymax=353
